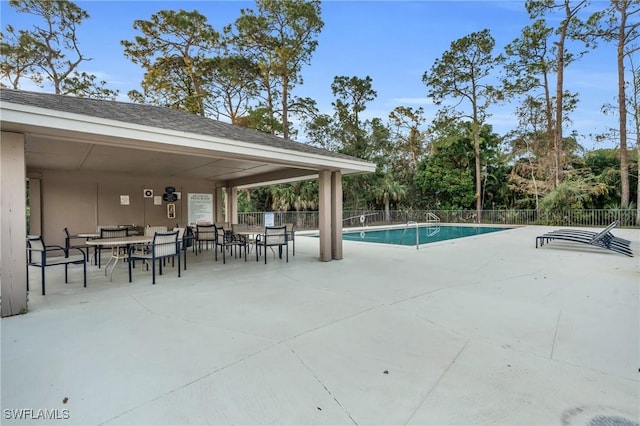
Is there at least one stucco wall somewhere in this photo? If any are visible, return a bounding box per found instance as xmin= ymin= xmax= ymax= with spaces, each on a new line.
xmin=34 ymin=169 xmax=218 ymax=247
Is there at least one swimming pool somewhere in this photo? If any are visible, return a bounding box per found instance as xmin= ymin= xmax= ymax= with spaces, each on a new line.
xmin=339 ymin=225 xmax=510 ymax=247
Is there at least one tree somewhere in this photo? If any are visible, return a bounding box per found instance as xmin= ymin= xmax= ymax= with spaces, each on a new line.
xmin=504 ymin=19 xmax=582 ymax=192
xmin=388 ymin=106 xmax=427 ymax=172
xmin=415 ymin=122 xmax=476 ymax=209
xmin=0 ymin=25 xmax=43 ymax=88
xmin=230 ymin=0 xmax=323 ymax=139
xmin=526 ymin=0 xmax=590 ymax=186
xmin=203 ymin=54 xmax=260 ymax=124
xmin=629 ymin=54 xmax=640 ymax=224
xmin=372 ymin=174 xmax=407 ymax=222
xmin=1 ymin=0 xmax=117 ymax=98
xmin=588 ymin=0 xmax=640 ymax=208
xmin=331 ymin=75 xmax=377 ymax=159
xmin=121 ymin=9 xmax=220 ymax=115
xmin=423 ymin=28 xmax=503 ymax=222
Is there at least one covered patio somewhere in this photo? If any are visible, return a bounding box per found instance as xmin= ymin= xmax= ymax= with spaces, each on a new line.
xmin=0 ymin=88 xmax=375 ymax=317
xmin=2 ymin=225 xmax=638 ymax=425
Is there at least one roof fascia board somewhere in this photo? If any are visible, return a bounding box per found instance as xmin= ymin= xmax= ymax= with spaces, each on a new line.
xmin=1 ymin=102 xmax=377 ymax=173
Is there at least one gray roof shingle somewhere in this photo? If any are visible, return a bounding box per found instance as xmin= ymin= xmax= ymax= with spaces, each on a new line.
xmin=0 ymin=88 xmax=364 ymax=163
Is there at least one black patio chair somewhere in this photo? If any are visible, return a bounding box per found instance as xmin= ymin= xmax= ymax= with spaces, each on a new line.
xmin=128 ymin=231 xmax=181 ymax=284
xmin=26 ymin=235 xmax=87 ymax=295
xmin=284 ymin=222 xmax=296 ymax=256
xmin=195 ymin=224 xmax=216 ymax=255
xmin=63 ymin=227 xmax=94 ymax=263
xmin=256 ymin=226 xmax=288 ymax=264
xmin=214 ymin=225 xmax=247 ymax=264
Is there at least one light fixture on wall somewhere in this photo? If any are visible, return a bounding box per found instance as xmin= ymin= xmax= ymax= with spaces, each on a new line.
xmin=162 ymin=186 xmax=177 ymax=202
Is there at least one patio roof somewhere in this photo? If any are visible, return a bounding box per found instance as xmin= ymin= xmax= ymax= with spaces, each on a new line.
xmin=0 ymin=88 xmax=376 ymax=187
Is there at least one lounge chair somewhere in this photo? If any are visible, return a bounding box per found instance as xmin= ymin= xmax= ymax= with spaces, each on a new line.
xmin=535 ymin=221 xmax=633 ymax=257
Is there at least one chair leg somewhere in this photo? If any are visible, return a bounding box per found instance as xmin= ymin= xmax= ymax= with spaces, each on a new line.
xmin=41 ymin=266 xmax=46 ymax=296
xmin=183 ymin=248 xmax=187 ymax=271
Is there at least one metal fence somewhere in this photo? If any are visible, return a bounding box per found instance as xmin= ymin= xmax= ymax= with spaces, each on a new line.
xmin=238 ymin=209 xmax=640 ymax=230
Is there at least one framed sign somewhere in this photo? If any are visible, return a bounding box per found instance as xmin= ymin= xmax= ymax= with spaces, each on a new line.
xmin=167 ymin=203 xmax=176 ymax=219
xmin=264 ymin=212 xmax=275 ymax=227
xmin=187 ymin=193 xmax=214 ymax=225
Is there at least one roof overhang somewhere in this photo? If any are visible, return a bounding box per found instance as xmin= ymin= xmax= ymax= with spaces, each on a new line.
xmin=1 ymin=101 xmax=376 ymax=187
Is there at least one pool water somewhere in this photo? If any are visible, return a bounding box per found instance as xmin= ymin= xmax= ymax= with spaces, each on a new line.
xmin=341 ymin=225 xmax=510 ymax=246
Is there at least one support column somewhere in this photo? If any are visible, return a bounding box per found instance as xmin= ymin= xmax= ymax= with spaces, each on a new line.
xmin=229 ymin=186 xmax=238 ymax=224
xmin=318 ymin=170 xmax=332 ymax=261
xmin=331 ymin=171 xmax=343 ymax=260
xmin=1 ymin=132 xmax=27 ymax=317
xmin=215 ymin=187 xmax=224 ymax=223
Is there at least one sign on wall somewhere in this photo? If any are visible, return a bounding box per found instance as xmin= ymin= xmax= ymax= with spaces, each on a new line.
xmin=264 ymin=212 xmax=274 ymax=227
xmin=187 ymin=193 xmax=213 ymax=225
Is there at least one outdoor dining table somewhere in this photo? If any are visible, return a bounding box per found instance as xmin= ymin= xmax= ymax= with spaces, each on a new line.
xmin=233 ymin=228 xmax=264 ymax=253
xmin=87 ymin=235 xmax=153 ymax=281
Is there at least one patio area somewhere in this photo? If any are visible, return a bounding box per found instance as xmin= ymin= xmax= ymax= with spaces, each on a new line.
xmin=2 ymin=225 xmax=639 ymax=425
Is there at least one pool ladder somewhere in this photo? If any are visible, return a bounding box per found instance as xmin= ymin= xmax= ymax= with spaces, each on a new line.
xmin=406 ymin=220 xmax=441 ymax=250
xmin=407 ymin=221 xmax=420 ymax=250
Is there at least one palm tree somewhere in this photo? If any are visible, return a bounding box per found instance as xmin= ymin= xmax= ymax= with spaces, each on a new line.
xmin=373 ymin=174 xmax=407 ymax=222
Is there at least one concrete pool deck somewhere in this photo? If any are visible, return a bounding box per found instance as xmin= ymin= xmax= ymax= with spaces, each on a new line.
xmin=2 ymin=225 xmax=639 ymax=425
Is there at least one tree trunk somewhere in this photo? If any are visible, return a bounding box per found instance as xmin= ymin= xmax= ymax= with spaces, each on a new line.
xmin=617 ymin=6 xmax=630 ymax=207
xmin=385 ymin=199 xmax=390 ymax=222
xmin=554 ymin=19 xmax=567 ymax=187
xmin=473 ymin=122 xmax=482 ymax=224
xmin=282 ymin=75 xmax=289 ymax=140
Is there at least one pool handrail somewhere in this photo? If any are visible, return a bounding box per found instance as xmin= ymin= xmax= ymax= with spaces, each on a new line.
xmin=407 ymin=221 xmax=419 ymax=250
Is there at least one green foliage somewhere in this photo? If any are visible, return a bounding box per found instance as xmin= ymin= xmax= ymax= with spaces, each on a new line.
xmin=121 ymin=9 xmax=220 ymax=115
xmin=230 ymin=0 xmax=323 ymax=139
xmin=539 ymin=176 xmax=608 ymax=211
xmin=423 ymin=28 xmax=503 ymax=216
xmin=330 ymin=75 xmax=377 ymax=159
xmin=415 ymin=124 xmax=476 ymax=209
xmin=2 ymin=0 xmax=118 ymax=98
xmin=269 ymin=181 xmax=318 ymax=212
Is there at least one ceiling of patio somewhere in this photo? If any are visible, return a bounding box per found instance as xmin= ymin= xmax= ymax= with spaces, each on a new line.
xmin=7 ymin=121 xmax=325 ymax=188
xmin=24 ymin=131 xmax=306 ymax=182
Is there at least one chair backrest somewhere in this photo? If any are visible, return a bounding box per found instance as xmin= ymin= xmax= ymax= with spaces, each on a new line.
xmin=196 ymin=224 xmax=216 ymax=242
xmin=216 ymin=225 xmax=226 ymax=241
xmin=173 ymin=227 xmax=185 ymax=240
xmin=100 ymin=227 xmax=129 ymax=238
xmin=284 ymin=223 xmax=295 ymax=239
xmin=264 ymin=226 xmax=287 ymax=245
xmin=591 ymin=220 xmax=619 ymax=243
xmin=145 ymin=225 xmax=168 ymax=236
xmin=232 ymin=223 xmax=248 ymax=233
xmin=27 ymin=235 xmax=45 ymax=252
xmin=152 ymin=231 xmax=179 ymax=257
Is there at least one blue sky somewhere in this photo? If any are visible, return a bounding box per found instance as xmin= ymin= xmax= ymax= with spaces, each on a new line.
xmin=0 ymin=0 xmax=623 ymax=150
